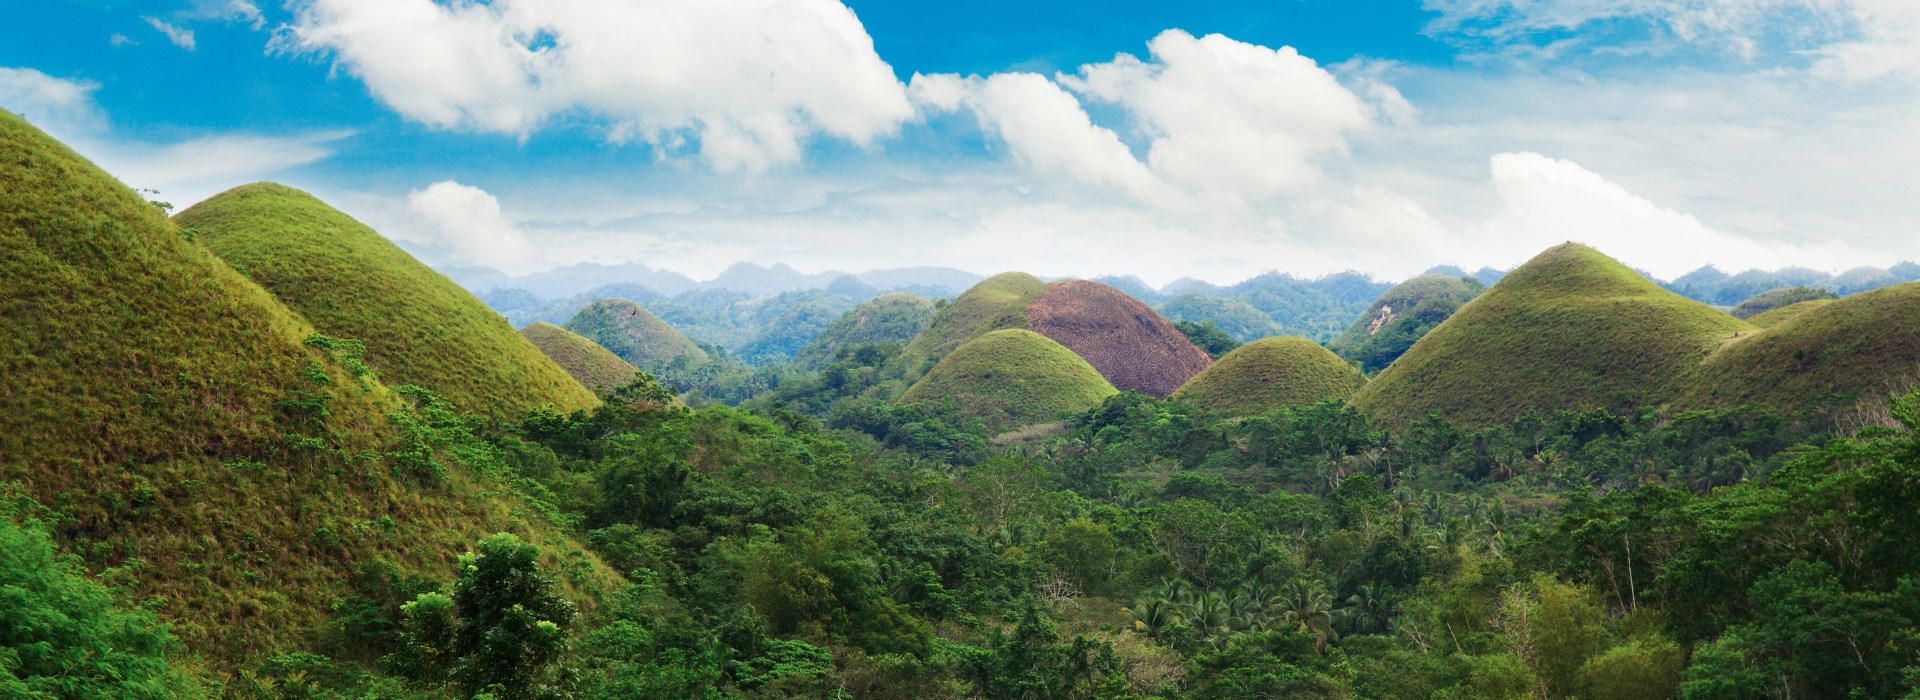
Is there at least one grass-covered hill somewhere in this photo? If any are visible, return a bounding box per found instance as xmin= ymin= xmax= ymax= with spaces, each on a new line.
xmin=565 ymin=298 xmax=710 ymax=372
xmin=1745 ymin=299 xmax=1835 ymax=329
xmin=0 ymin=111 xmax=609 ymax=662
xmin=1026 ymin=280 xmax=1213 ymax=397
xmin=1330 ymin=274 xmax=1484 ymax=373
xmin=1729 ymin=286 xmax=1838 ymax=319
xmin=175 ymin=183 xmax=599 ymax=420
xmin=793 ymin=292 xmax=936 ymax=369
xmin=900 ymin=329 xmax=1117 ymax=431
xmin=519 ymin=322 xmax=640 ymax=394
xmin=1156 ymin=294 xmax=1282 ymax=343
xmin=1350 ymin=243 xmax=1753 ymax=426
xmin=1678 ymin=282 xmax=1920 ymax=412
xmin=899 ymin=272 xmax=1047 ymax=378
xmin=1171 ymin=337 xmax=1367 ymax=416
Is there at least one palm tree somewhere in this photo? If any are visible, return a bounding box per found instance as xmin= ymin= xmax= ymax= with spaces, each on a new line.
xmin=1128 ymin=596 xmax=1180 ymax=639
xmin=1275 ymin=581 xmax=1340 ymax=651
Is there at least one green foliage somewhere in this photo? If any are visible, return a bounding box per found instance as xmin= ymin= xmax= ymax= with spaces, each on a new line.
xmin=794 ymin=293 xmax=937 ymax=370
xmin=564 ymin=298 xmax=711 ymax=378
xmin=1678 ymin=281 xmax=1920 ymax=414
xmin=400 ymin=534 xmax=577 ymax=699
xmin=176 ymin=183 xmax=599 ymax=419
xmin=1157 ymin=294 xmax=1281 ymax=344
xmin=1171 ymin=336 xmax=1366 ymax=417
xmin=1173 ymin=320 xmax=1241 ymax=359
xmin=1331 ymin=274 xmax=1483 ymax=372
xmin=902 ymin=329 xmax=1118 ymax=432
xmin=0 ymin=490 xmax=211 ymax=699
xmin=1729 ymin=285 xmax=1837 ymax=320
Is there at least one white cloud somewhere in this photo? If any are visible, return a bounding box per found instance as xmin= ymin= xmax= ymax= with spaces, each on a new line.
xmin=110 ymin=33 xmax=137 ymax=48
xmin=909 ymin=72 xmax=1162 ymax=200
xmin=1062 ymin=30 xmax=1374 ymax=198
xmin=1476 ymin=152 xmax=1855 ymax=277
xmin=398 ymin=181 xmax=544 ymax=274
xmin=278 ymin=0 xmax=913 ymax=173
xmin=0 ymin=67 xmax=104 ymax=130
xmin=145 ymin=17 xmax=197 ymax=51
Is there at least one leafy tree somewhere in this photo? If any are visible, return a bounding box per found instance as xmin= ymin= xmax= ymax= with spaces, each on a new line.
xmin=399 ymin=533 xmax=577 ymax=699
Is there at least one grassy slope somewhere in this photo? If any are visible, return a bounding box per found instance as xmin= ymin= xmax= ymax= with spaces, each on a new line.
xmin=1729 ymin=286 xmax=1838 ymax=320
xmin=1745 ymin=299 xmax=1835 ymax=329
xmin=176 ymin=184 xmax=599 ymax=420
xmin=1172 ymin=337 xmax=1367 ymax=416
xmin=1350 ymin=243 xmax=1753 ymax=426
xmin=794 ymin=292 xmax=936 ymax=369
xmin=1679 ymin=282 xmax=1920 ymax=411
xmin=564 ymin=298 xmax=709 ymax=370
xmin=901 ymin=329 xmax=1118 ymax=431
xmin=1330 ymin=275 xmax=1481 ymax=372
xmin=0 ymin=112 xmax=610 ymax=662
xmin=520 ymin=321 xmax=640 ymax=394
xmin=899 ymin=272 xmax=1047 ymax=380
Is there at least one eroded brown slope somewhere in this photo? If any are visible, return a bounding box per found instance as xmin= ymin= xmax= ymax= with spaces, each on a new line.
xmin=1026 ymin=279 xmax=1212 ymax=397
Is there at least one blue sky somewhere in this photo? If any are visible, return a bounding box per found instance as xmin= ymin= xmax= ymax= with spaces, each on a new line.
xmin=4 ymin=0 xmax=1918 ymax=284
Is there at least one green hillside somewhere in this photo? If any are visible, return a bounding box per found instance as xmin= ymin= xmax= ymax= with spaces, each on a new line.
xmin=1350 ymin=243 xmax=1752 ymax=426
xmin=1729 ymin=286 xmax=1838 ymax=319
xmin=0 ymin=112 xmax=609 ymax=662
xmin=900 ymin=329 xmax=1117 ymax=431
xmin=1172 ymin=337 xmax=1366 ymax=416
xmin=794 ymin=292 xmax=936 ymax=368
xmin=565 ymin=298 xmax=710 ymax=372
xmin=519 ymin=321 xmax=640 ymax=393
xmin=1679 ymin=282 xmax=1920 ymax=412
xmin=1331 ymin=274 xmax=1484 ymax=372
xmin=176 ymin=183 xmax=599 ymax=420
xmin=1746 ymin=299 xmax=1835 ymax=328
xmin=898 ymin=272 xmax=1046 ymax=378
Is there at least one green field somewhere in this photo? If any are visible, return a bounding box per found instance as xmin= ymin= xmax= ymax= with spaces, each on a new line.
xmin=1729 ymin=286 xmax=1838 ymax=319
xmin=1679 ymin=281 xmax=1920 ymax=412
xmin=897 ymin=272 xmax=1045 ymax=379
xmin=520 ymin=321 xmax=642 ymax=394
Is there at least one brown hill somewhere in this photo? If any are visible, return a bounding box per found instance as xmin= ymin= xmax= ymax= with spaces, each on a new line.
xmin=1026 ymin=280 xmax=1213 ymax=397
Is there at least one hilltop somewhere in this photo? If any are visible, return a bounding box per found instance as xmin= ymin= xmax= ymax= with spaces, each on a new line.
xmin=1729 ymin=286 xmax=1838 ymax=319
xmin=1350 ymin=243 xmax=1752 ymax=426
xmin=1679 ymin=282 xmax=1920 ymax=413
xmin=794 ymin=292 xmax=937 ymax=368
xmin=1331 ymin=274 xmax=1484 ymax=372
xmin=899 ymin=272 xmax=1048 ymax=378
xmin=1026 ymin=280 xmax=1213 ymax=397
xmin=0 ymin=112 xmax=608 ymax=661
xmin=1172 ymin=337 xmax=1367 ymax=416
xmin=900 ymin=329 xmax=1117 ymax=431
xmin=519 ymin=322 xmax=641 ymax=394
xmin=1745 ymin=300 xmax=1835 ymax=329
xmin=176 ymin=183 xmax=599 ymax=420
xmin=565 ymin=298 xmax=710 ymax=372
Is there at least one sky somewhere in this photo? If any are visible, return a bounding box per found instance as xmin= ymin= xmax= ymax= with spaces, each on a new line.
xmin=3 ymin=0 xmax=1918 ymax=286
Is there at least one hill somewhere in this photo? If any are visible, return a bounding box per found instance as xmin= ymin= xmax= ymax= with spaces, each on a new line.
xmin=519 ymin=322 xmax=641 ymax=393
xmin=899 ymin=272 xmax=1048 ymax=378
xmin=1729 ymin=286 xmax=1838 ymax=319
xmin=1745 ymin=300 xmax=1835 ymax=329
xmin=1331 ymin=274 xmax=1484 ymax=372
xmin=900 ymin=330 xmax=1117 ymax=431
xmin=565 ymin=298 xmax=710 ymax=372
xmin=1678 ymin=282 xmax=1920 ymax=413
xmin=1349 ymin=243 xmax=1752 ymax=426
xmin=0 ymin=112 xmax=608 ymax=662
xmin=1158 ymin=294 xmax=1281 ymax=343
xmin=1172 ymin=337 xmax=1367 ymax=416
xmin=176 ymin=183 xmax=599 ymax=420
xmin=1025 ymin=280 xmax=1213 ymax=397
xmin=794 ymin=292 xmax=937 ymax=368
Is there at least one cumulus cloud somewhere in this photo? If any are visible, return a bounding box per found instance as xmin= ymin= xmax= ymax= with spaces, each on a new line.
xmin=0 ymin=67 xmax=104 ymax=130
xmin=909 ymin=72 xmax=1162 ymax=200
xmin=278 ymin=0 xmax=914 ymax=173
xmin=399 ymin=181 xmax=544 ymax=274
xmin=1062 ymin=30 xmax=1374 ymax=198
xmin=145 ymin=17 xmax=196 ymax=51
xmin=1477 ymin=152 xmax=1855 ymax=277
